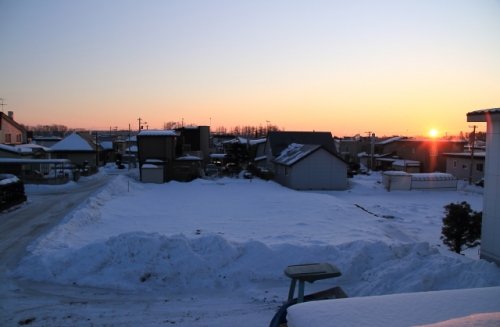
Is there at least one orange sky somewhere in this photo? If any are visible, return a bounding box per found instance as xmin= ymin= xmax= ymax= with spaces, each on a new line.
xmin=1 ymin=1 xmax=499 ymax=137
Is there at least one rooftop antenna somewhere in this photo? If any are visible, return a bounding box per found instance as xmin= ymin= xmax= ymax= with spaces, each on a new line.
xmin=0 ymin=98 xmax=6 ymax=112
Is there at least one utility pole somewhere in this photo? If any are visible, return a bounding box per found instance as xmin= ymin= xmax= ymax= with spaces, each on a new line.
xmin=366 ymin=131 xmax=375 ymax=170
xmin=468 ymin=125 xmax=477 ymax=185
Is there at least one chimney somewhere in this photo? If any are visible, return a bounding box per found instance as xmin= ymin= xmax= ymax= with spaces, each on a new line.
xmin=7 ymin=111 xmax=14 ymax=119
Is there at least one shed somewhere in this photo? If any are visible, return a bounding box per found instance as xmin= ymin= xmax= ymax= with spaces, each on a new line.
xmin=382 ymin=171 xmax=457 ymax=191
xmin=273 ymin=143 xmax=348 ymax=190
xmin=141 ymin=162 xmax=164 ymax=183
xmin=382 ymin=171 xmax=412 ymax=191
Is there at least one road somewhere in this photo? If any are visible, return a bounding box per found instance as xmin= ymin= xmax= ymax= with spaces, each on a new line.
xmin=0 ymin=174 xmax=118 ymax=325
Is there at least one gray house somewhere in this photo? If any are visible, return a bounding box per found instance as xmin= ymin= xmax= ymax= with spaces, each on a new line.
xmin=273 ymin=143 xmax=348 ymax=190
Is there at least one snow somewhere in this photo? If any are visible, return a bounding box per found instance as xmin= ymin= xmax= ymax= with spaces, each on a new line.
xmin=51 ymin=132 xmax=94 ymax=151
xmin=138 ymin=130 xmax=178 ymax=136
xmin=0 ymin=174 xmax=20 ymax=185
xmin=274 ymin=143 xmax=320 ymax=166
xmin=287 ymin=286 xmax=500 ymax=327
xmin=8 ymin=171 xmax=500 ymax=325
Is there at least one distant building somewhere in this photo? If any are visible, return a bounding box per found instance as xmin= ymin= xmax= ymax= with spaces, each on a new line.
xmin=0 ymin=111 xmax=27 ymax=145
xmin=375 ymin=137 xmax=466 ymax=173
xmin=444 ymin=152 xmax=485 ymax=183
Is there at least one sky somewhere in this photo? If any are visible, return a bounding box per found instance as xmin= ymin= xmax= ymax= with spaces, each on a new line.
xmin=1 ymin=0 xmax=499 ymax=136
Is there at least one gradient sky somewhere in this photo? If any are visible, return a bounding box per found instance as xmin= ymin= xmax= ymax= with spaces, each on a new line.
xmin=1 ymin=0 xmax=499 ymax=136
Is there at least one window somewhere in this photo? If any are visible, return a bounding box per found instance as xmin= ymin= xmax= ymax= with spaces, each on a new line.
xmin=16 ymin=134 xmax=21 ymax=143
xmin=476 ymin=163 xmax=484 ymax=172
xmin=284 ymin=167 xmax=288 ymax=176
xmin=453 ymin=160 xmax=457 ymax=168
xmin=4 ymin=133 xmax=11 ymax=143
xmin=462 ymin=164 xmax=467 ymax=170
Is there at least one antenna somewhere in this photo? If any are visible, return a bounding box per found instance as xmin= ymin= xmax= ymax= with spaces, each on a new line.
xmin=0 ymin=98 xmax=6 ymax=112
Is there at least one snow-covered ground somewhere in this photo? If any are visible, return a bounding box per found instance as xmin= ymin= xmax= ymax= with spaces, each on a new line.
xmin=5 ymin=168 xmax=500 ymax=326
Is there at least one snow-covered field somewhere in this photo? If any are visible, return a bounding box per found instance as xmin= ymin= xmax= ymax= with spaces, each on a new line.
xmin=8 ymin=169 xmax=500 ymax=326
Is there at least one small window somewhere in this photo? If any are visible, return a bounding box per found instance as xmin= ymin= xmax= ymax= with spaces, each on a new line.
xmin=16 ymin=134 xmax=21 ymax=142
xmin=5 ymin=133 xmax=11 ymax=143
xmin=453 ymin=160 xmax=457 ymax=168
xmin=476 ymin=163 xmax=484 ymax=172
xmin=284 ymin=167 xmax=288 ymax=176
xmin=462 ymin=164 xmax=467 ymax=170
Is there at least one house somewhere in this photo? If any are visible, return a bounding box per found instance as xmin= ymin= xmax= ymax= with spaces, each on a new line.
xmin=50 ymin=132 xmax=100 ymax=173
xmin=262 ymin=131 xmax=336 ymax=169
xmin=0 ymin=111 xmax=27 ymax=145
xmin=467 ymin=107 xmax=500 ymax=264
xmin=137 ymin=130 xmax=179 ymax=182
xmin=273 ymin=143 xmax=348 ymax=190
xmin=175 ymin=126 xmax=210 ymax=162
xmin=444 ymin=152 xmax=485 ymax=183
xmin=375 ymin=137 xmax=466 ymax=173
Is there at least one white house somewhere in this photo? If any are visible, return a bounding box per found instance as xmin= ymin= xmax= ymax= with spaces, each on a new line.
xmin=467 ymin=108 xmax=500 ymax=264
xmin=273 ymin=143 xmax=348 ymax=190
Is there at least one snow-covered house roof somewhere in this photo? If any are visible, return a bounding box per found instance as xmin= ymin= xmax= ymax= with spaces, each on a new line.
xmin=100 ymin=141 xmax=113 ymax=151
xmin=176 ymin=155 xmax=202 ymax=161
xmin=0 ymin=143 xmax=22 ymax=154
xmin=138 ymin=130 xmax=178 ymax=137
xmin=274 ymin=143 xmax=322 ymax=166
xmin=51 ymin=133 xmax=96 ymax=152
xmin=376 ymin=136 xmax=405 ymax=145
xmin=392 ymin=159 xmax=420 ymax=167
xmin=16 ymin=143 xmax=52 ymax=152
xmin=267 ymin=131 xmax=335 ymax=156
xmin=443 ymin=152 xmax=486 ymax=159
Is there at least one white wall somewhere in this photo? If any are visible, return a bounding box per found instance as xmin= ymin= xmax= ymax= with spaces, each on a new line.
xmin=481 ymin=115 xmax=500 ymax=264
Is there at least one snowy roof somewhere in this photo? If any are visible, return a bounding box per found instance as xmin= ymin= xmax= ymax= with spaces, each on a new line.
xmin=383 ymin=170 xmax=411 ymax=176
xmin=274 ymin=143 xmax=322 ymax=166
xmin=0 ymin=143 xmax=21 ymax=154
xmin=141 ymin=164 xmax=159 ymax=169
xmin=410 ymin=172 xmax=456 ymax=181
xmin=100 ymin=141 xmax=113 ymax=150
xmin=254 ymin=155 xmax=267 ymax=162
xmin=176 ymin=155 xmax=202 ymax=161
xmin=376 ymin=136 xmax=404 ymax=145
xmin=467 ymin=108 xmax=500 ymax=122
xmin=443 ymin=152 xmax=486 ymax=158
xmin=249 ymin=138 xmax=267 ymax=145
xmin=138 ymin=130 xmax=178 ymax=137
xmin=392 ymin=159 xmax=420 ymax=167
xmin=209 ymin=153 xmax=226 ymax=159
xmin=267 ymin=131 xmax=334 ymax=156
xmin=16 ymin=143 xmax=52 ymax=152
xmin=0 ymin=174 xmax=20 ymax=185
xmin=51 ymin=133 xmax=95 ymax=152
xmin=0 ymin=158 xmax=71 ymax=164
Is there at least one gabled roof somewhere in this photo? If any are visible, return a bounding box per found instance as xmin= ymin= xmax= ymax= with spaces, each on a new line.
xmin=51 ymin=132 xmax=96 ymax=152
xmin=274 ymin=143 xmax=321 ymax=166
xmin=0 ymin=112 xmax=26 ymax=133
xmin=267 ymin=131 xmax=335 ymax=156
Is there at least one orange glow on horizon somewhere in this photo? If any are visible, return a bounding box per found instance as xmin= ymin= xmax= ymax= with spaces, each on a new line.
xmin=428 ymin=128 xmax=439 ymax=138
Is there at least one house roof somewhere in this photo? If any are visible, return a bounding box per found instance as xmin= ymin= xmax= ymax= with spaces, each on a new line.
xmin=443 ymin=152 xmax=486 ymax=159
xmin=467 ymin=108 xmax=500 ymax=122
xmin=376 ymin=136 xmax=405 ymax=145
xmin=267 ymin=131 xmax=335 ymax=156
xmin=0 ymin=112 xmax=26 ymax=133
xmin=274 ymin=143 xmax=321 ymax=166
xmin=51 ymin=132 xmax=96 ymax=152
xmin=138 ymin=130 xmax=178 ymax=137
xmin=0 ymin=143 xmax=22 ymax=154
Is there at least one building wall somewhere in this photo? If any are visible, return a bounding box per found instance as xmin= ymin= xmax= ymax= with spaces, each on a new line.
xmin=445 ymin=156 xmax=485 ymax=182
xmin=0 ymin=117 xmax=24 ymax=145
xmin=52 ymin=152 xmax=96 ymax=167
xmin=275 ymin=149 xmax=348 ymax=190
xmin=379 ymin=140 xmax=465 ymax=173
xmin=481 ymin=115 xmax=500 ymax=264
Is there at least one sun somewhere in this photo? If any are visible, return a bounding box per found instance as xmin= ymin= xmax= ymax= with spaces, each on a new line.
xmin=428 ymin=128 xmax=439 ymax=138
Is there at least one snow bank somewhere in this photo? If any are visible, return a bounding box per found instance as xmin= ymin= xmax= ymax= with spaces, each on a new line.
xmin=14 ymin=233 xmax=500 ymax=295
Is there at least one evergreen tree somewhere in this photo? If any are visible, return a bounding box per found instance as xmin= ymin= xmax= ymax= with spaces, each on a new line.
xmin=441 ymin=201 xmax=482 ymax=254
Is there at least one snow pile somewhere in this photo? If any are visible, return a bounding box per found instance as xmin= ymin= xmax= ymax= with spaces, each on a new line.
xmin=10 ymin=172 xmax=500 ymax=325
xmin=0 ymin=174 xmax=20 ymax=185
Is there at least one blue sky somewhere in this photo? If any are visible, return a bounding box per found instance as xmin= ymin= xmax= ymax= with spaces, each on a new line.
xmin=1 ymin=0 xmax=499 ymax=136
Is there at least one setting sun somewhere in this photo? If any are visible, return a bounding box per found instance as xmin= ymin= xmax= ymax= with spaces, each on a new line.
xmin=428 ymin=128 xmax=439 ymax=138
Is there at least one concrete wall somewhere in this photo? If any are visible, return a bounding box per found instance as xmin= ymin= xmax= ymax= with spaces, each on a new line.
xmin=445 ymin=156 xmax=485 ymax=182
